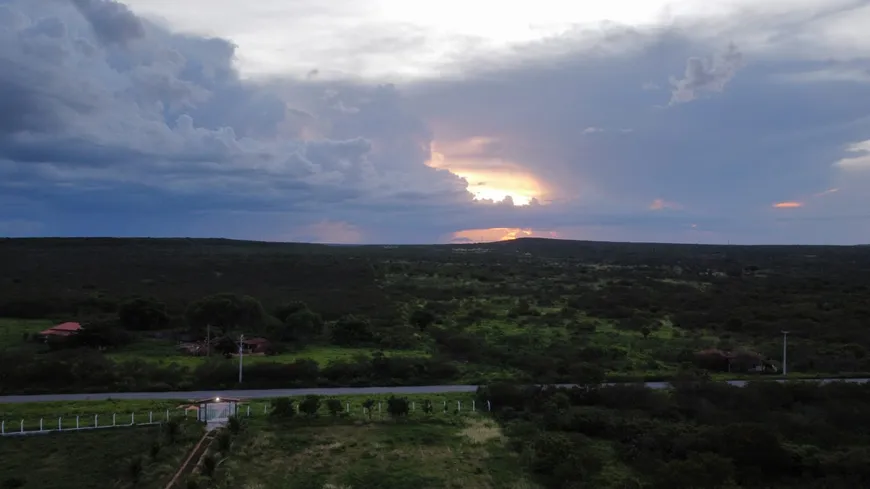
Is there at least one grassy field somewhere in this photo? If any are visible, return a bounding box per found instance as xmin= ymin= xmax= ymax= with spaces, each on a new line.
xmin=213 ymin=416 xmax=538 ymax=489
xmin=0 ymin=318 xmax=51 ymax=349
xmin=0 ymin=393 xmax=484 ymax=432
xmin=0 ymin=422 xmax=202 ymax=489
xmin=105 ymin=340 xmax=432 ymax=367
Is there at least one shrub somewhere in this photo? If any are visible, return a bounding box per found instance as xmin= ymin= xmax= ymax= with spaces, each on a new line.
xmin=299 ymin=395 xmax=321 ymax=417
xmin=271 ymin=398 xmax=296 ymax=418
xmin=326 ymin=398 xmax=343 ymax=416
xmin=387 ymin=396 xmax=410 ymax=418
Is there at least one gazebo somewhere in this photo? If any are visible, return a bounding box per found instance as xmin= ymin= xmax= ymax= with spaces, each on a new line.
xmin=191 ymin=397 xmax=242 ymax=424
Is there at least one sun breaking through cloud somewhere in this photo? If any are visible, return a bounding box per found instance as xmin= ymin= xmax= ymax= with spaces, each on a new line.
xmin=451 ymin=228 xmax=559 ymax=243
xmin=426 ymin=138 xmax=546 ymax=206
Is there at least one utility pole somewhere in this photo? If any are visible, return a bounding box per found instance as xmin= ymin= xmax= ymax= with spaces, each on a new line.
xmin=238 ymin=333 xmax=244 ymax=384
xmin=781 ymin=330 xmax=789 ymax=375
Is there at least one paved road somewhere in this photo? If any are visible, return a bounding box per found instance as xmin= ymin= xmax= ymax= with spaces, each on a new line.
xmin=1 ymin=378 xmax=867 ymax=404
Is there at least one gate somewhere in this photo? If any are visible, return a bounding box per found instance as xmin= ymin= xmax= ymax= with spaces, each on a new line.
xmin=197 ymin=402 xmax=236 ymax=423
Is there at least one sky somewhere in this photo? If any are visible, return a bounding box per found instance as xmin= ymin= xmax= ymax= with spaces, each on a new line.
xmin=1 ymin=0 xmax=869 ymax=245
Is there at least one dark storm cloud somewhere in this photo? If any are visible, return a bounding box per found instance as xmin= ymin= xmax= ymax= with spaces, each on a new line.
xmin=0 ymin=0 xmax=868 ymax=244
xmin=71 ymin=0 xmax=144 ymax=45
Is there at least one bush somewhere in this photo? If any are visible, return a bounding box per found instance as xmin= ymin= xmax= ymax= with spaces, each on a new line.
xmin=299 ymin=395 xmax=321 ymax=417
xmin=326 ymin=398 xmax=343 ymax=416
xmin=227 ymin=415 xmax=242 ymax=434
xmin=217 ymin=431 xmax=232 ymax=453
xmin=270 ymin=398 xmax=296 ymax=418
xmin=201 ymin=454 xmax=216 ymax=477
xmin=387 ymin=396 xmax=410 ymax=418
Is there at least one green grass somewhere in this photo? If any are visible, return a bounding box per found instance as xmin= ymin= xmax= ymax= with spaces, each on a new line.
xmin=1 ymin=393 xmax=485 ymax=432
xmin=106 ymin=342 xmax=431 ymax=367
xmin=214 ymin=415 xmax=538 ymax=488
xmin=0 ymin=318 xmax=52 ymax=349
xmin=0 ymin=422 xmax=203 ymax=489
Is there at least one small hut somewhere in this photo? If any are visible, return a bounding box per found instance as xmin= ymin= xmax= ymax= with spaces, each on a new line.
xmin=190 ymin=397 xmax=242 ymax=423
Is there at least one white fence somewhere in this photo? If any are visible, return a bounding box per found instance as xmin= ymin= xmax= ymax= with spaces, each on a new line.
xmin=0 ymin=399 xmax=493 ymax=437
xmin=0 ymin=411 xmax=170 ymax=437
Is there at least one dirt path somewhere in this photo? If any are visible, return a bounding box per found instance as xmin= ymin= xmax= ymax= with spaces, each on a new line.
xmin=163 ymin=430 xmax=215 ymax=489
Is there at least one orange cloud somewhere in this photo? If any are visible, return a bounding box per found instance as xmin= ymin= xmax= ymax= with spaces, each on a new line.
xmin=451 ymin=228 xmax=559 ymax=243
xmin=773 ymin=201 xmax=803 ymax=208
xmin=427 ymin=138 xmax=547 ymax=206
xmin=649 ymin=198 xmax=682 ymax=211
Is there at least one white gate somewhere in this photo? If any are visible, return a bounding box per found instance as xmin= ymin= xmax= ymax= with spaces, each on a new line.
xmin=198 ymin=402 xmax=236 ymax=423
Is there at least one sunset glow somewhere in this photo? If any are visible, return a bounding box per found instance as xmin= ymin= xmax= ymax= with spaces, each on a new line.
xmin=452 ymin=228 xmax=559 ymax=242
xmin=773 ymin=201 xmax=803 ymax=208
xmin=427 ymin=139 xmax=546 ymax=206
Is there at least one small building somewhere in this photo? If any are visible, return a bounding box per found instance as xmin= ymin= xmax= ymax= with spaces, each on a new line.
xmin=38 ymin=322 xmax=83 ymax=339
xmin=240 ymin=337 xmax=270 ymax=354
xmin=188 ymin=397 xmax=242 ymax=426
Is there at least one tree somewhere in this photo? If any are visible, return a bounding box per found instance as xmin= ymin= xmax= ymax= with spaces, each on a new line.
xmin=386 ymin=396 xmax=410 ymax=417
xmin=299 ymin=395 xmax=321 ymax=417
xmin=421 ymin=399 xmax=434 ymax=415
xmin=118 ymin=297 xmax=170 ymax=331
xmin=270 ymin=398 xmax=296 ymax=418
xmin=283 ymin=308 xmax=324 ymax=340
xmin=326 ymin=398 xmax=343 ymax=416
xmin=331 ymin=315 xmax=373 ymax=346
xmin=362 ymin=399 xmax=376 ymax=418
xmin=273 ymin=301 xmax=308 ymax=322
xmin=185 ymin=293 xmax=265 ymax=336
xmin=409 ymin=309 xmax=437 ymax=331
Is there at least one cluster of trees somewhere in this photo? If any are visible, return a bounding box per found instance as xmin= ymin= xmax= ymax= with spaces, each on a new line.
xmin=0 ymin=348 xmax=460 ymax=394
xmin=269 ymin=395 xmax=420 ymax=419
xmin=479 ymin=380 xmax=870 ymax=488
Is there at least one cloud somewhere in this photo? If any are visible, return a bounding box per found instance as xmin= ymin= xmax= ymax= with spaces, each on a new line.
xmin=773 ymin=202 xmax=803 ymax=208
xmin=649 ymin=199 xmax=682 ymax=211
xmin=669 ymin=43 xmax=744 ymax=104
xmin=71 ymin=0 xmax=144 ymax=45
xmin=1 ymin=0 xmax=869 ymax=245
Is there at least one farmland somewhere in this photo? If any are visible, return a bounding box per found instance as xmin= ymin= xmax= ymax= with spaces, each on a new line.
xmin=1 ymin=237 xmax=870 ymax=395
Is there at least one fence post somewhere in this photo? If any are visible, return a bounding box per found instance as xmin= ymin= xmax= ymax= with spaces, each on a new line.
xmin=149 ymin=411 xmax=153 ymax=424
xmin=58 ymin=417 xmax=61 ymax=431
xmin=94 ymin=415 xmax=98 ymax=428
xmin=246 ymin=405 xmax=251 ymax=417
xmin=443 ymin=401 xmax=447 ymax=412
xmin=487 ymin=400 xmax=491 ymax=411
xmin=131 ymin=413 xmax=134 ymax=425
xmin=378 ymin=402 xmax=381 ymax=416
xmin=39 ymin=418 xmax=43 ymax=431
xmin=458 ymin=401 xmax=461 ymax=412
xmin=411 ymin=401 xmax=415 ymax=412
xmin=113 ymin=413 xmax=116 ymax=426
xmin=76 ymin=416 xmax=80 ymax=429
xmin=264 ymin=404 xmax=267 ymax=414
xmin=20 ymin=420 xmax=23 ymax=433
xmin=472 ymin=400 xmax=476 ymax=412
xmin=346 ymin=402 xmax=350 ymax=413
xmin=166 ymin=409 xmax=170 ymax=421
xmin=1 ymin=420 xmax=4 ymax=435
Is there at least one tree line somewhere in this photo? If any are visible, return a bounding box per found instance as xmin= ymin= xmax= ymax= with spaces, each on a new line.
xmin=478 ymin=380 xmax=870 ymax=489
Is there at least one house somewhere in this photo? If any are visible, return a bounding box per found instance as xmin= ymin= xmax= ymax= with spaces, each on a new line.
xmin=693 ymin=348 xmax=778 ymax=374
xmin=38 ymin=322 xmax=83 ymax=339
xmin=240 ymin=337 xmax=270 ymax=354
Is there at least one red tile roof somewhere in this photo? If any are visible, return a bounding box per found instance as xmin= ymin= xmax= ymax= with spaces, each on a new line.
xmin=39 ymin=322 xmax=83 ymax=336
